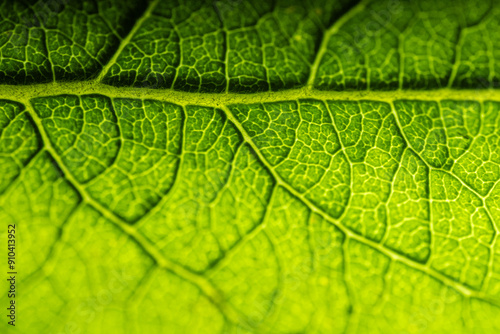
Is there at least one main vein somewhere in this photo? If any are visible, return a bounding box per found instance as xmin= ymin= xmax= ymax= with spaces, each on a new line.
xmin=1 ymin=82 xmax=500 ymax=108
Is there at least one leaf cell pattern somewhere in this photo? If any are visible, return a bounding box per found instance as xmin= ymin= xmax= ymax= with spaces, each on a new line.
xmin=1 ymin=0 xmax=499 ymax=90
xmin=2 ymin=0 xmax=500 ymax=333
xmin=2 ymin=95 xmax=500 ymax=333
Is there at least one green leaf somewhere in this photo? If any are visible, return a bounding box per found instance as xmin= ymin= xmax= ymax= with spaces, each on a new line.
xmin=1 ymin=0 xmax=500 ymax=333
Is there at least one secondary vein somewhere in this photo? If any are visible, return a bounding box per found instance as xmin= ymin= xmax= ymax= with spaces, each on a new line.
xmin=95 ymin=0 xmax=160 ymax=83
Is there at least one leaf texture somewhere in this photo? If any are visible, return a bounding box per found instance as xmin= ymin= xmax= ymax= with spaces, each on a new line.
xmin=1 ymin=0 xmax=500 ymax=333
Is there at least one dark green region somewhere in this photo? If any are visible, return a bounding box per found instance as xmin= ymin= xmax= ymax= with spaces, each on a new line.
xmin=0 ymin=0 xmax=147 ymax=83
xmin=1 ymin=0 xmax=499 ymax=91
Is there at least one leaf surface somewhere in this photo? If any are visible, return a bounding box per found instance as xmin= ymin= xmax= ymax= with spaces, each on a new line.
xmin=1 ymin=0 xmax=500 ymax=333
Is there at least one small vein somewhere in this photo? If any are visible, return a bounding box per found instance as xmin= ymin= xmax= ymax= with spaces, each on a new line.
xmin=306 ymin=0 xmax=368 ymax=87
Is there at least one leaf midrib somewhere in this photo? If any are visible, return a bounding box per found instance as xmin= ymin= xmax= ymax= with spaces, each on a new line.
xmin=3 ymin=81 xmax=500 ymax=107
